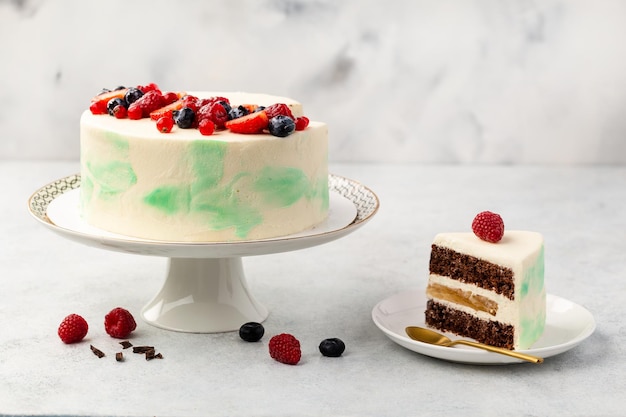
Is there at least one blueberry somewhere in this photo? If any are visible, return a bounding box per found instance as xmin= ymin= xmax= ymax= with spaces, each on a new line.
xmin=114 ymin=85 xmax=126 ymax=90
xmin=175 ymin=107 xmax=195 ymax=129
xmin=254 ymin=105 xmax=265 ymax=112
xmin=107 ymin=98 xmax=127 ymax=116
xmin=268 ymin=115 xmax=296 ymax=137
xmin=319 ymin=338 xmax=345 ymax=357
xmin=124 ymin=87 xmax=144 ymax=105
xmin=228 ymin=105 xmax=249 ymax=120
xmin=239 ymin=322 xmax=264 ymax=342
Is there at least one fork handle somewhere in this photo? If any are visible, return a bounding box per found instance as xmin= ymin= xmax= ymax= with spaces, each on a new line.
xmin=451 ymin=340 xmax=543 ymax=363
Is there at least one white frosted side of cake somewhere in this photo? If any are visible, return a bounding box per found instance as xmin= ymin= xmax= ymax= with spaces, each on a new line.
xmin=427 ymin=231 xmax=546 ymax=349
xmin=79 ymin=92 xmax=329 ymax=242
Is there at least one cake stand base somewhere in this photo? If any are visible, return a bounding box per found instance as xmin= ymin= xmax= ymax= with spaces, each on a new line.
xmin=141 ymin=257 xmax=268 ymax=333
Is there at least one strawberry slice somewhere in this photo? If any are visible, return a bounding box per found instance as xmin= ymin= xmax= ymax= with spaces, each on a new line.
xmin=150 ymin=99 xmax=184 ymax=121
xmin=241 ymin=104 xmax=259 ymax=113
xmin=225 ymin=110 xmax=269 ymax=134
xmin=91 ymin=88 xmax=129 ymax=103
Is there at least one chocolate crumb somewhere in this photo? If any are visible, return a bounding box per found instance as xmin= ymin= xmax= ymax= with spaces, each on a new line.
xmin=119 ymin=341 xmax=133 ymax=349
xmin=90 ymin=345 xmax=105 ymax=358
xmin=145 ymin=349 xmax=156 ymax=361
xmin=155 ymin=353 xmax=163 ymax=359
xmin=115 ymin=352 xmax=124 ymax=362
xmin=132 ymin=346 xmax=155 ymax=354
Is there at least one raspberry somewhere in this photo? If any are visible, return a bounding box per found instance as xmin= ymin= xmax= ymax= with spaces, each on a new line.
xmin=104 ymin=307 xmax=137 ymax=339
xmin=58 ymin=314 xmax=89 ymax=344
xmin=162 ymin=91 xmax=180 ymax=105
xmin=196 ymin=101 xmax=229 ymax=129
xmin=137 ymin=82 xmax=160 ymax=93
xmin=472 ymin=211 xmax=505 ymax=243
xmin=269 ymin=333 xmax=301 ymax=365
xmin=129 ymin=90 xmax=165 ymax=118
xmin=264 ymin=103 xmax=294 ymax=120
xmin=295 ymin=116 xmax=309 ymax=131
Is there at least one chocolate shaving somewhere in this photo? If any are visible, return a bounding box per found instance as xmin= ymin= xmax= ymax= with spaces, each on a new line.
xmin=90 ymin=345 xmax=105 ymax=358
xmin=132 ymin=345 xmax=155 ymax=354
xmin=115 ymin=352 xmax=124 ymax=362
xmin=145 ymin=349 xmax=156 ymax=361
xmin=119 ymin=341 xmax=133 ymax=349
xmin=145 ymin=350 xmax=164 ymax=361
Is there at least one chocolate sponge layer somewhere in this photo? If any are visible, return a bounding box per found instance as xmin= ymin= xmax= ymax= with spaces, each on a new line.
xmin=425 ymin=300 xmax=514 ymax=350
xmin=430 ymin=245 xmax=515 ymax=300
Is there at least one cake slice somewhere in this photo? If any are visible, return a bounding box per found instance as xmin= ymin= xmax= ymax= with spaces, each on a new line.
xmin=425 ymin=214 xmax=546 ymax=350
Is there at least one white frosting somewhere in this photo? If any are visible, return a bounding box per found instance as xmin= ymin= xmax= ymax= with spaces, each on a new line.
xmin=80 ymin=92 xmax=329 ymax=242
xmin=428 ymin=230 xmax=546 ymax=349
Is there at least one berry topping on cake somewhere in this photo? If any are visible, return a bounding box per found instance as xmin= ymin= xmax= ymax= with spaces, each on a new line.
xmin=225 ymin=110 xmax=269 ymax=134
xmin=264 ymin=103 xmax=294 ymax=120
xmin=174 ymin=107 xmax=196 ymax=129
xmin=268 ymin=115 xmax=296 ymax=137
xmin=127 ymin=90 xmax=166 ymax=119
xmin=58 ymin=314 xmax=89 ymax=344
xmin=124 ymin=88 xmax=144 ymax=105
xmin=88 ymin=84 xmax=313 ymax=136
xmin=228 ymin=105 xmax=250 ymax=120
xmin=156 ymin=116 xmax=174 ymax=133
xmin=150 ymin=99 xmax=184 ymax=121
xmin=295 ymin=116 xmax=310 ymax=131
xmin=319 ymin=338 xmax=346 ymax=357
xmin=197 ymin=101 xmax=229 ymax=129
xmin=104 ymin=307 xmax=137 ymax=339
xmin=239 ymin=322 xmax=265 ymax=342
xmin=472 ymin=211 xmax=505 ymax=243
xmin=112 ymin=105 xmax=127 ymax=119
xmin=268 ymin=333 xmax=301 ymax=365
xmin=106 ymin=98 xmax=127 ymax=116
xmin=198 ymin=119 xmax=215 ymax=136
xmin=91 ymin=88 xmax=128 ymax=104
xmin=162 ymin=91 xmax=181 ymax=105
xmin=137 ymin=82 xmax=160 ymax=93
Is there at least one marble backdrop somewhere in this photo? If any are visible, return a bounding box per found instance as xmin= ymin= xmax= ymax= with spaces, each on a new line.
xmin=1 ymin=0 xmax=625 ymax=164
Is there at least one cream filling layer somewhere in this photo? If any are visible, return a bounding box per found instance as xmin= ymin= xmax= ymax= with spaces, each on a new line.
xmin=427 ymin=274 xmax=519 ymax=325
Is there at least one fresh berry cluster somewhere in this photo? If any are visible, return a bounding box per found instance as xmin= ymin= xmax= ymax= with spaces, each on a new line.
xmin=472 ymin=211 xmax=505 ymax=243
xmin=57 ymin=307 xmax=137 ymax=344
xmin=89 ymin=83 xmax=310 ymax=137
xmin=237 ymin=322 xmax=345 ymax=365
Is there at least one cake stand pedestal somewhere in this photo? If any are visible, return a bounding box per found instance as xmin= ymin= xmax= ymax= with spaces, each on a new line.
xmin=28 ymin=174 xmax=379 ymax=333
xmin=142 ymin=257 xmax=267 ymax=332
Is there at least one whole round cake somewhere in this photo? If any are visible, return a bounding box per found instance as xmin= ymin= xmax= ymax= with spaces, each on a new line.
xmin=80 ymin=83 xmax=329 ymax=242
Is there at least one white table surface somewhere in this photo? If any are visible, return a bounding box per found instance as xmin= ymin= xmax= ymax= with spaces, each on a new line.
xmin=1 ymin=161 xmax=624 ymax=417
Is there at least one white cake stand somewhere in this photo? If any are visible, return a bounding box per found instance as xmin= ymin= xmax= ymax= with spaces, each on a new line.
xmin=28 ymin=174 xmax=379 ymax=333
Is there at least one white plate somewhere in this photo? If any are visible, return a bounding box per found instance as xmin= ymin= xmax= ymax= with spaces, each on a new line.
xmin=372 ymin=290 xmax=596 ymax=365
